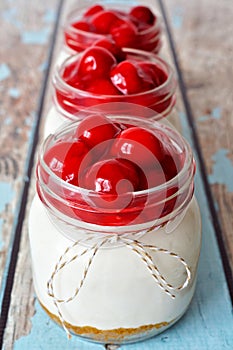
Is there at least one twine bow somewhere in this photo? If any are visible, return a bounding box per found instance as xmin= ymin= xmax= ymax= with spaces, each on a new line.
xmin=47 ymin=232 xmax=191 ymax=339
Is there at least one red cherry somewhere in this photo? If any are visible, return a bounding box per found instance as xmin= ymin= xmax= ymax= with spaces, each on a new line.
xmin=111 ymin=127 xmax=165 ymax=168
xmin=110 ymin=18 xmax=137 ymax=47
xmin=62 ymin=58 xmax=86 ymax=88
xmin=110 ymin=61 xmax=141 ymax=94
xmin=85 ymin=158 xmax=139 ymax=193
xmin=110 ymin=61 xmax=154 ymax=94
xmin=83 ymin=4 xmax=104 ymax=17
xmin=72 ymin=20 xmax=92 ymax=32
xmin=75 ymin=114 xmax=121 ymax=150
xmin=91 ymin=10 xmax=119 ymax=34
xmin=139 ymin=167 xmax=166 ymax=190
xmin=84 ymin=159 xmax=139 ymax=208
xmin=93 ymin=37 xmax=126 ymax=61
xmin=129 ymin=6 xmax=155 ymax=25
xmin=161 ymin=152 xmax=180 ymax=181
xmin=158 ymin=132 xmax=182 ymax=181
xmin=44 ymin=141 xmax=91 ymax=186
xmin=137 ymin=62 xmax=168 ymax=86
xmin=63 ymin=59 xmax=78 ymax=81
xmin=85 ymin=78 xmax=122 ymax=95
xmin=77 ymin=46 xmax=117 ymax=81
xmin=64 ymin=32 xmax=87 ymax=52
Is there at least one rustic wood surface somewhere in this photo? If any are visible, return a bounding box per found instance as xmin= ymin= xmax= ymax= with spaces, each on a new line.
xmin=0 ymin=0 xmax=232 ymax=349
xmin=163 ymin=0 xmax=233 ymax=300
xmin=0 ymin=0 xmax=58 ymax=310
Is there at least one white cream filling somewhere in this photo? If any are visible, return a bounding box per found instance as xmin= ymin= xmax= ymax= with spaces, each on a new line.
xmin=43 ymin=106 xmax=67 ymax=139
xmin=29 ymin=195 xmax=201 ymax=330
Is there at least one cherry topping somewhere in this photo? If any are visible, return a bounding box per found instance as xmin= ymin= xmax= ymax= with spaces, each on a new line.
xmin=129 ymin=6 xmax=155 ymax=25
xmin=75 ymin=114 xmax=121 ymax=150
xmin=85 ymin=78 xmax=122 ymax=95
xmin=64 ymin=4 xmax=161 ymax=55
xmin=110 ymin=61 xmax=142 ymax=94
xmin=111 ymin=127 xmax=165 ymax=168
xmin=41 ymin=114 xmax=187 ymax=226
xmin=91 ymin=10 xmax=119 ymax=34
xmin=110 ymin=61 xmax=155 ymax=94
xmin=139 ymin=167 xmax=166 ymax=190
xmin=93 ymin=37 xmax=126 ymax=61
xmin=161 ymin=150 xmax=180 ymax=181
xmin=58 ymin=48 xmax=173 ymax=117
xmin=137 ymin=62 xmax=168 ymax=86
xmin=72 ymin=20 xmax=92 ymax=32
xmin=75 ymin=46 xmax=117 ymax=81
xmin=62 ymin=59 xmax=79 ymax=85
xmin=110 ymin=18 xmax=137 ymax=48
xmin=84 ymin=158 xmax=139 ymax=197
xmin=83 ymin=4 xmax=104 ymax=17
xmin=60 ymin=33 xmax=171 ymax=114
xmin=44 ymin=141 xmax=90 ymax=186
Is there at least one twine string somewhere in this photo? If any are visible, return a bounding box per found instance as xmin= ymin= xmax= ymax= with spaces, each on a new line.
xmin=142 ymin=243 xmax=191 ymax=290
xmin=119 ymin=238 xmax=191 ymax=298
xmin=47 ymin=233 xmax=191 ymax=338
xmin=47 ymin=235 xmax=108 ymax=338
xmin=120 ymin=238 xmax=176 ymax=298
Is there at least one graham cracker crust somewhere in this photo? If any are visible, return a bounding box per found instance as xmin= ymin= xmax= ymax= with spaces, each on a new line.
xmin=39 ymin=300 xmax=170 ymax=342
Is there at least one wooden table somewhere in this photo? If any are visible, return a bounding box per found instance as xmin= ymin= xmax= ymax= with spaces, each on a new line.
xmin=0 ymin=0 xmax=232 ymax=349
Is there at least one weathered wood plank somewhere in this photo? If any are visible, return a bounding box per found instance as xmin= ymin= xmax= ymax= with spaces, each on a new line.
xmin=2 ymin=0 xmax=233 ymax=349
xmin=120 ymin=3 xmax=233 ymax=346
xmin=1 ymin=0 xmax=105 ymax=349
xmin=119 ymin=107 xmax=233 ymax=350
xmin=0 ymin=0 xmax=64 ymax=346
xmin=0 ymin=0 xmax=58 ymax=306
xmin=162 ymin=0 xmax=233 ymax=285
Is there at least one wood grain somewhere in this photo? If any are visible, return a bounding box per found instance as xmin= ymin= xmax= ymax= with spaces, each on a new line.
xmin=163 ymin=0 xmax=233 ymax=279
xmin=1 ymin=0 xmax=233 ymax=349
xmin=0 ymin=0 xmax=61 ymax=347
xmin=0 ymin=0 xmax=58 ymax=304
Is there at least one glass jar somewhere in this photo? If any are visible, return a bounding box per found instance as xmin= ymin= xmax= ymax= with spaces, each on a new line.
xmin=29 ymin=115 xmax=201 ymax=344
xmin=56 ymin=1 xmax=162 ymax=66
xmin=44 ymin=49 xmax=176 ymax=138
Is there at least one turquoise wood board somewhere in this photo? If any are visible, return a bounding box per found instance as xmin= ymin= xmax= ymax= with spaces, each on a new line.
xmin=0 ymin=181 xmax=15 ymax=306
xmin=12 ymin=112 xmax=233 ymax=349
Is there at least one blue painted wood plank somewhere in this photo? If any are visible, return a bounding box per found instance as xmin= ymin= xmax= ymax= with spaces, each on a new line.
xmin=0 ymin=181 xmax=15 ymax=305
xmin=208 ymin=148 xmax=233 ymax=192
xmin=13 ymin=300 xmax=104 ymax=350
xmin=0 ymin=0 xmax=60 ymax=344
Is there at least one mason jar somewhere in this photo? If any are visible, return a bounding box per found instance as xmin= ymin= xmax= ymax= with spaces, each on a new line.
xmin=29 ymin=115 xmax=201 ymax=344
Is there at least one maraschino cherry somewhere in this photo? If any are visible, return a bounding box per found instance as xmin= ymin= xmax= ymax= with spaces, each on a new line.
xmin=111 ymin=126 xmax=165 ymax=167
